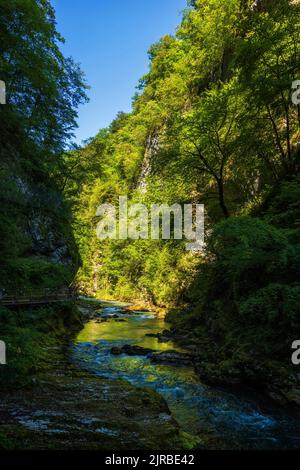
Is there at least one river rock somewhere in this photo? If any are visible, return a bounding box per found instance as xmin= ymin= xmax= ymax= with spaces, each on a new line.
xmin=121 ymin=345 xmax=153 ymax=356
xmin=157 ymin=335 xmax=171 ymax=343
xmin=145 ymin=330 xmax=172 ymax=343
xmin=111 ymin=347 xmax=122 ymax=355
xmin=150 ymin=351 xmax=194 ymax=366
xmin=158 ymin=330 xmax=173 ymax=343
xmin=110 ymin=345 xmax=154 ymax=356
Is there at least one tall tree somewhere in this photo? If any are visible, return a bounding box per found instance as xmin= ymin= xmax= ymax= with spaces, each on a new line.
xmin=0 ymin=0 xmax=88 ymax=163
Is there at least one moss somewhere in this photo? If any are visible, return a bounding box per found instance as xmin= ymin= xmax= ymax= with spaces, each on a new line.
xmin=0 ymin=302 xmax=83 ymax=388
xmin=178 ymin=431 xmax=203 ymax=450
xmin=0 ymin=301 xmax=184 ymax=450
xmin=0 ymin=431 xmax=15 ymax=450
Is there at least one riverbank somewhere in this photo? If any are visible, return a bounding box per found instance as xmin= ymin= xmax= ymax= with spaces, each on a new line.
xmin=0 ymin=301 xmax=183 ymax=450
xmin=2 ymin=298 xmax=298 ymax=450
xmin=165 ymin=308 xmax=300 ymax=413
xmin=79 ymin=295 xmax=300 ymax=412
xmin=72 ymin=299 xmax=300 ymax=449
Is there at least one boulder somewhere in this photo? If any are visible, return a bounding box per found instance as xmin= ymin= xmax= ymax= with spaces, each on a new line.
xmin=157 ymin=335 xmax=171 ymax=343
xmin=111 ymin=347 xmax=122 ymax=355
xmin=150 ymin=351 xmax=194 ymax=366
xmin=110 ymin=345 xmax=154 ymax=357
xmin=121 ymin=345 xmax=153 ymax=356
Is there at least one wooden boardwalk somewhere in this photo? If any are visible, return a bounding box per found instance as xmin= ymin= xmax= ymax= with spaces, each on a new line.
xmin=0 ymin=287 xmax=76 ymax=306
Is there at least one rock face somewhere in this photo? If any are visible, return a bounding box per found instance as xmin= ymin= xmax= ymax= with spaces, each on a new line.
xmin=137 ymin=131 xmax=160 ymax=193
xmin=19 ymin=178 xmax=75 ymax=267
xmin=0 ymin=168 xmax=77 ymax=293
xmin=26 ymin=213 xmax=72 ymax=266
xmin=13 ymin=176 xmax=69 ymax=262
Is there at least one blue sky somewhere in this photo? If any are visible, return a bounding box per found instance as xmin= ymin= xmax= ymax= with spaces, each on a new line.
xmin=52 ymin=0 xmax=187 ymax=144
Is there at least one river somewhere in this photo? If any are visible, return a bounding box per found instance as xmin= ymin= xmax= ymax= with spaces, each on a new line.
xmin=72 ymin=301 xmax=300 ymax=450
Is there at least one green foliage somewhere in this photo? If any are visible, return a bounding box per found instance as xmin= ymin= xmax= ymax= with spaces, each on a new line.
xmin=0 ymin=0 xmax=83 ymax=407
xmin=0 ymin=0 xmax=88 ymax=156
xmin=239 ymin=283 xmax=300 ymax=324
xmin=0 ymin=0 xmax=298 ymax=396
xmin=262 ymin=175 xmax=300 ymax=235
xmin=170 ymin=175 xmax=300 ymax=381
xmin=3 ymin=258 xmax=72 ymax=292
xmin=0 ymin=432 xmax=15 ymax=450
xmin=0 ymin=0 xmax=87 ymax=296
xmin=64 ymin=0 xmax=300 ymax=321
xmin=208 ymin=216 xmax=289 ymax=285
xmin=0 ymin=302 xmax=81 ymax=388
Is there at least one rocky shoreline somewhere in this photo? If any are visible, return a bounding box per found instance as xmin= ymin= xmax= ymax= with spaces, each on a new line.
xmin=78 ymin=298 xmax=300 ymax=412
xmin=70 ymin=299 xmax=300 ymax=448
xmin=165 ymin=328 xmax=300 ymax=413
xmin=0 ymin=301 xmax=183 ymax=450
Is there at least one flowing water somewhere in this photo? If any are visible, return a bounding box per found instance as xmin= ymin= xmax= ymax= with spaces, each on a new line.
xmin=72 ymin=301 xmax=300 ymax=449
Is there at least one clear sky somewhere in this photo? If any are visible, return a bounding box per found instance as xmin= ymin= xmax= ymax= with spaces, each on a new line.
xmin=52 ymin=0 xmax=187 ymax=144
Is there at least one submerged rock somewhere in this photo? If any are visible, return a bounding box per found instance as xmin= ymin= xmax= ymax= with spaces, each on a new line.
xmin=110 ymin=345 xmax=153 ymax=356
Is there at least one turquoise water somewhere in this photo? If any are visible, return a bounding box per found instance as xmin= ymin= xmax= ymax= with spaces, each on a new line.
xmin=72 ymin=302 xmax=300 ymax=449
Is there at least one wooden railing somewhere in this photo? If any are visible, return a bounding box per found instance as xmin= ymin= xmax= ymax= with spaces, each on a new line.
xmin=0 ymin=287 xmax=77 ymax=306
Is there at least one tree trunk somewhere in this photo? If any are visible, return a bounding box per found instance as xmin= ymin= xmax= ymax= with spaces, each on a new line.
xmin=217 ymin=179 xmax=230 ymax=218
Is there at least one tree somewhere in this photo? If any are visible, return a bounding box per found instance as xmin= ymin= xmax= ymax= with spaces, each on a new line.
xmin=0 ymin=0 xmax=88 ymax=162
xmin=236 ymin=0 xmax=300 ymax=175
xmin=177 ymin=80 xmax=244 ymax=218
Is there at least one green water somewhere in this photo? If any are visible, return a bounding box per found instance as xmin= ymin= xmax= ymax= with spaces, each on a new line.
xmin=77 ymin=316 xmax=183 ymax=352
xmin=72 ymin=301 xmax=300 ymax=449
